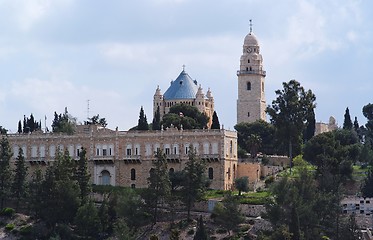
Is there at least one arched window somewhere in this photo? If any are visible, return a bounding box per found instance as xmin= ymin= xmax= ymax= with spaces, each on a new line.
xmin=100 ymin=170 xmax=111 ymax=185
xmin=246 ymin=67 xmax=248 ymax=71
xmin=230 ymin=140 xmax=233 ymax=153
xmin=248 ymin=59 xmax=250 ymax=63
xmin=131 ymin=184 xmax=136 ymax=189
xmin=247 ymin=82 xmax=251 ymax=90
xmin=249 ymin=66 xmax=252 ymax=71
xmin=233 ymin=164 xmax=236 ymax=179
xmin=262 ymin=82 xmax=264 ymax=92
xmin=248 ymin=112 xmax=250 ymax=117
xmin=131 ymin=168 xmax=136 ymax=180
xmin=208 ymin=167 xmax=214 ymax=180
xmin=169 ymin=168 xmax=175 ymax=174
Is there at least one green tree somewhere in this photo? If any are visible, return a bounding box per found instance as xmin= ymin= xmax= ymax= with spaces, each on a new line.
xmin=212 ymin=192 xmax=244 ymax=235
xmin=180 ymin=148 xmax=209 ymax=221
xmin=303 ymin=108 xmax=315 ymax=142
xmin=211 ymin=111 xmax=220 ymax=129
xmin=0 ymin=126 xmax=7 ymax=135
xmin=247 ymin=134 xmax=262 ymax=158
xmin=343 ymin=107 xmax=353 ymax=130
xmin=29 ymin=168 xmax=44 ymax=218
xmin=234 ymin=176 xmax=249 ymax=195
xmin=162 ymin=103 xmax=208 ymax=130
xmin=85 ymin=114 xmax=107 ymax=127
xmin=74 ymin=200 xmax=102 ymax=239
xmin=137 ymin=106 xmax=149 ymax=130
xmin=0 ymin=137 xmax=12 ymax=209
xmin=266 ymin=80 xmax=316 ymax=173
xmin=339 ymin=214 xmax=362 ymax=240
xmin=75 ymin=147 xmax=91 ymax=204
xmin=115 ymin=189 xmax=151 ymax=229
xmin=234 ymin=120 xmax=277 ymax=156
xmin=12 ymin=148 xmax=28 ymax=210
xmin=361 ymin=168 xmax=373 ymax=197
xmin=39 ymin=150 xmax=81 ymax=228
xmin=52 ymin=107 xmax=77 ymax=134
xmin=111 ymin=218 xmax=136 ymax=240
xmin=303 ymin=129 xmax=359 ymax=179
xmin=194 ymin=215 xmax=208 ymax=240
xmin=152 ymin=106 xmax=161 ymax=130
xmin=363 ymin=103 xmax=373 ymax=146
xmin=145 ymin=150 xmax=171 ymax=224
xmin=17 ymin=120 xmax=22 ymax=134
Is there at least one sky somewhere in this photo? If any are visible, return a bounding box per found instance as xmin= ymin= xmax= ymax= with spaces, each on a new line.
xmin=0 ymin=0 xmax=373 ymax=133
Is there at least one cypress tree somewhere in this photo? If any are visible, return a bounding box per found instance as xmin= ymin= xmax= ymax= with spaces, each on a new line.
xmin=304 ymin=108 xmax=316 ymax=142
xmin=343 ymin=107 xmax=353 ymax=130
xmin=17 ymin=120 xmax=22 ymax=134
xmin=194 ymin=215 xmax=208 ymax=240
xmin=152 ymin=106 xmax=161 ymax=130
xmin=75 ymin=147 xmax=91 ymax=204
xmin=137 ymin=106 xmax=149 ymax=130
xmin=211 ymin=111 xmax=220 ymax=129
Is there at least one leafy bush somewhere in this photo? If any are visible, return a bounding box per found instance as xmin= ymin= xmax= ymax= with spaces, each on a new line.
xmin=1 ymin=207 xmax=15 ymax=217
xmin=187 ymin=229 xmax=195 ymax=235
xmin=20 ymin=225 xmax=33 ymax=235
xmin=5 ymin=223 xmax=15 ymax=231
xmin=216 ymin=228 xmax=227 ymax=234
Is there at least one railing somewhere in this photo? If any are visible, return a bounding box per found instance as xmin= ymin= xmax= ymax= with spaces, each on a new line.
xmin=237 ymin=69 xmax=266 ymax=77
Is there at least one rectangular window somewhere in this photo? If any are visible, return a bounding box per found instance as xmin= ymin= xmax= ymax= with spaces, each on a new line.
xmin=174 ymin=147 xmax=177 ymax=154
xmin=165 ymin=148 xmax=170 ymax=155
xmin=185 ymin=147 xmax=189 ymax=154
xmin=103 ymin=149 xmax=107 ymax=156
xmin=96 ymin=148 xmax=100 ymax=156
xmin=109 ymin=148 xmax=112 ymax=156
xmin=77 ymin=148 xmax=80 ymax=157
xmin=135 ymin=148 xmax=138 ymax=155
xmin=127 ymin=149 xmax=132 ymax=156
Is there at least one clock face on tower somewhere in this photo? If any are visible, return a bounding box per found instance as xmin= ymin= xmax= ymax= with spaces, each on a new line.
xmin=246 ymin=47 xmax=252 ymax=53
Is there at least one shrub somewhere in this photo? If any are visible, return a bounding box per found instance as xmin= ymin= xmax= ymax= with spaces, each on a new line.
xmin=187 ymin=229 xmax=195 ymax=235
xmin=216 ymin=228 xmax=227 ymax=234
xmin=1 ymin=207 xmax=15 ymax=217
xmin=5 ymin=223 xmax=15 ymax=231
xmin=20 ymin=225 xmax=33 ymax=235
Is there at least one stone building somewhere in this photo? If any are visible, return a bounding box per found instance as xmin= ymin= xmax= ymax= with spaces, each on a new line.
xmin=315 ymin=116 xmax=338 ymax=135
xmin=8 ymin=124 xmax=238 ymax=190
xmin=153 ymin=67 xmax=214 ymax=127
xmin=237 ymin=22 xmax=266 ymax=124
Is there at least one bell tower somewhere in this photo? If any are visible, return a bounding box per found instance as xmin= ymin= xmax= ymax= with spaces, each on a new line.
xmin=237 ymin=20 xmax=266 ymax=124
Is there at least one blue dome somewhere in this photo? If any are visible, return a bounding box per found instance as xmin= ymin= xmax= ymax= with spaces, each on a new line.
xmin=163 ymin=70 xmax=198 ymax=100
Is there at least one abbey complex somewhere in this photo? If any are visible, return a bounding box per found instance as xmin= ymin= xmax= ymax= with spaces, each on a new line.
xmin=6 ymin=28 xmax=277 ymax=190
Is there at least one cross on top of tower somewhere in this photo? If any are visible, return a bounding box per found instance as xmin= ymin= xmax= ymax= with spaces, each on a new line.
xmin=249 ymin=19 xmax=253 ymax=34
xmin=182 ymin=64 xmax=186 ymax=71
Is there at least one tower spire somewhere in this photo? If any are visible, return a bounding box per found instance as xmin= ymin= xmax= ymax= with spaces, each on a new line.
xmin=249 ymin=19 xmax=253 ymax=34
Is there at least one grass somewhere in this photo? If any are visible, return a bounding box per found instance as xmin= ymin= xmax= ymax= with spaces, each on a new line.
xmin=352 ymin=165 xmax=370 ymax=181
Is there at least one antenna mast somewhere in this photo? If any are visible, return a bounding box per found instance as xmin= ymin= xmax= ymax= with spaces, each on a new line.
xmin=87 ymin=100 xmax=90 ymax=120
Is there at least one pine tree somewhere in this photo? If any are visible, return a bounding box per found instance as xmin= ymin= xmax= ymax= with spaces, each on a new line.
xmin=211 ymin=111 xmax=220 ymax=129
xmin=29 ymin=168 xmax=44 ymax=218
xmin=0 ymin=137 xmax=12 ymax=209
xmin=74 ymin=200 xmax=102 ymax=238
xmin=181 ymin=148 xmax=208 ymax=221
xmin=343 ymin=107 xmax=353 ymax=130
xmin=75 ymin=147 xmax=91 ymax=204
xmin=353 ymin=117 xmax=359 ymax=132
xmin=137 ymin=106 xmax=149 ymax=130
xmin=146 ymin=150 xmax=171 ymax=223
xmin=23 ymin=115 xmax=27 ymax=133
xmin=152 ymin=106 xmax=161 ymax=130
xmin=12 ymin=148 xmax=28 ymax=210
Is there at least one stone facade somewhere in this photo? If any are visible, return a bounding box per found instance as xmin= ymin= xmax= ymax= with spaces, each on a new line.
xmin=7 ymin=124 xmax=238 ymax=190
xmin=315 ymin=116 xmax=338 ymax=135
xmin=237 ymin=28 xmax=266 ymax=124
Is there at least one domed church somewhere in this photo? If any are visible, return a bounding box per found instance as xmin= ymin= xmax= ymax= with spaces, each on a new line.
xmin=153 ymin=66 xmax=215 ymax=128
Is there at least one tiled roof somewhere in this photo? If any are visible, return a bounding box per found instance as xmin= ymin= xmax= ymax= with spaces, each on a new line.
xmin=163 ymin=70 xmax=198 ymax=100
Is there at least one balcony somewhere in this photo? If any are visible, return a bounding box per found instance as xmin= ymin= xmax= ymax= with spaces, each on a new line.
xmin=165 ymin=154 xmax=181 ymax=163
xmin=27 ymin=157 xmax=47 ymax=165
xmin=200 ymin=154 xmax=220 ymax=162
xmin=123 ymin=155 xmax=141 ymax=164
xmin=237 ymin=69 xmax=266 ymax=77
xmin=93 ymin=156 xmax=115 ymax=164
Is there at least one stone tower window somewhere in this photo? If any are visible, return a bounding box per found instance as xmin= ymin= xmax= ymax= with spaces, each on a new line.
xmin=247 ymin=82 xmax=251 ymax=90
xmin=208 ymin=167 xmax=214 ymax=179
xmin=131 ymin=168 xmax=136 ymax=180
xmin=248 ymin=112 xmax=250 ymax=117
xmin=248 ymin=59 xmax=250 ymax=63
xmin=262 ymin=82 xmax=264 ymax=92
